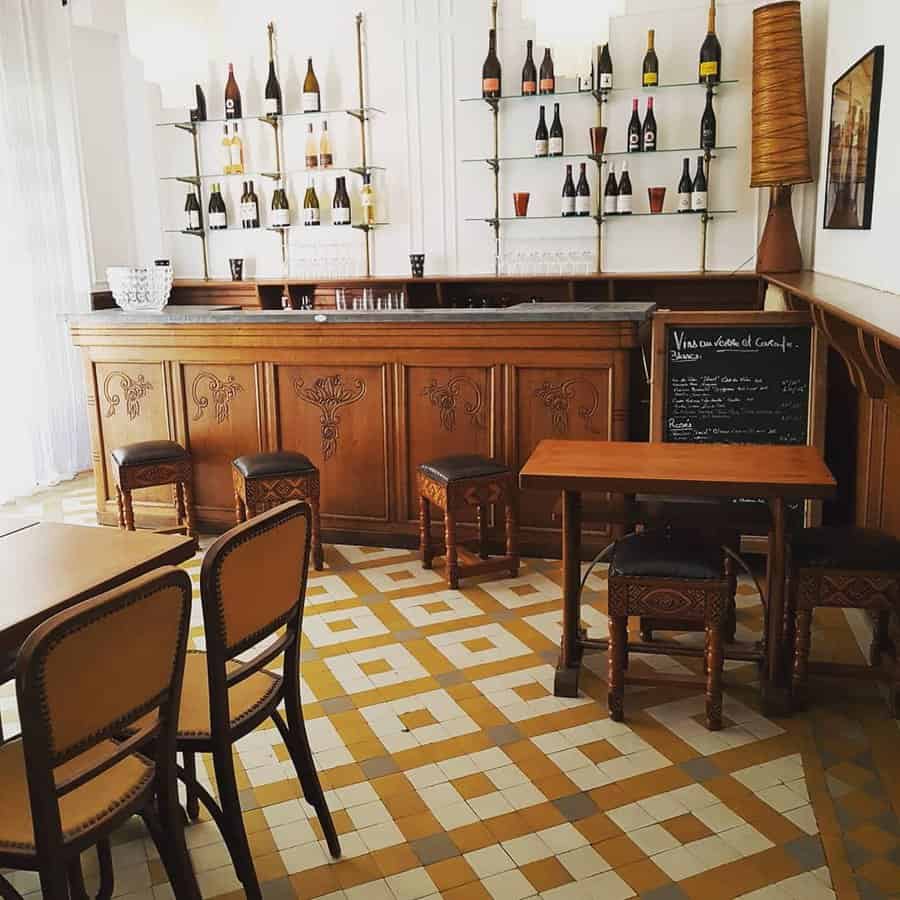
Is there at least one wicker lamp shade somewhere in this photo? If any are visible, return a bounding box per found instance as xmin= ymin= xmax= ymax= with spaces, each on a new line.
xmin=751 ymin=1 xmax=812 ymax=187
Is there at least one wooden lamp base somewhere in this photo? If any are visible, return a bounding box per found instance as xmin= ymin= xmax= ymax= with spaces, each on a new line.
xmin=756 ymin=185 xmax=803 ymax=274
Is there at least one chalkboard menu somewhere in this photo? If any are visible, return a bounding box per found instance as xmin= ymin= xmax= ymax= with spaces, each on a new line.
xmin=663 ymin=325 xmax=812 ymax=446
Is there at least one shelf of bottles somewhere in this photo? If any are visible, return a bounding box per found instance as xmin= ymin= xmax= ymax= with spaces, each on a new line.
xmin=158 ymin=15 xmax=383 ymax=279
xmin=461 ymin=0 xmax=733 ymax=274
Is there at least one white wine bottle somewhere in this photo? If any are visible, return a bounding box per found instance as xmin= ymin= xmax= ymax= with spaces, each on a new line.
xmin=222 ymin=124 xmax=233 ymax=174
xmin=303 ymin=177 xmax=321 ymax=226
xmin=305 ymin=123 xmax=318 ymax=169
xmin=319 ymin=121 xmax=333 ymax=168
xmin=360 ymin=173 xmax=376 ymax=226
xmin=302 ymin=58 xmax=321 ymax=112
xmin=271 ymin=180 xmax=290 ymax=227
xmin=229 ymin=122 xmax=245 ymax=175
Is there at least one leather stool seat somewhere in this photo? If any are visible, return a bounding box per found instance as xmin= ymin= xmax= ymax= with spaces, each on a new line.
xmin=610 ymin=530 xmax=724 ymax=580
xmin=234 ymin=451 xmax=316 ymax=479
xmin=418 ymin=454 xmax=510 ymax=484
xmin=790 ymin=526 xmax=900 ymax=570
xmin=111 ymin=440 xmax=188 ymax=467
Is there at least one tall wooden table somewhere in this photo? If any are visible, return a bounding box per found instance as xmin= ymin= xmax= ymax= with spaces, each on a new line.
xmin=0 ymin=523 xmax=196 ymax=659
xmin=520 ymin=440 xmax=836 ymax=715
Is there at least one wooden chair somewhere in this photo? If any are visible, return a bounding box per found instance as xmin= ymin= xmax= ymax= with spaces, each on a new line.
xmin=0 ymin=567 xmax=199 ymax=900
xmin=110 ymin=440 xmax=195 ymax=538
xmin=789 ymin=526 xmax=900 ymax=713
xmin=607 ymin=529 xmax=731 ymax=730
xmin=178 ymin=501 xmax=339 ymax=900
xmin=232 ymin=451 xmax=323 ymax=570
xmin=417 ymin=454 xmax=519 ymax=590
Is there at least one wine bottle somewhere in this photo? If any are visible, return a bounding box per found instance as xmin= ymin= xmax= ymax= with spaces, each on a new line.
xmin=692 ymin=155 xmax=708 ymax=212
xmin=264 ymin=22 xmax=283 ymax=116
xmin=482 ymin=29 xmax=501 ymax=98
xmin=184 ymin=191 xmax=201 ymax=230
xmin=677 ymin=158 xmax=692 ymax=212
xmin=302 ymin=58 xmax=321 ymax=113
xmin=521 ymin=39 xmax=537 ymax=95
xmin=224 ymin=63 xmax=242 ymax=118
xmin=549 ymin=102 xmax=564 ymax=156
xmin=698 ymin=0 xmax=722 ymax=85
xmin=190 ymin=84 xmax=207 ymax=122
xmin=271 ymin=181 xmax=290 ymax=227
xmin=360 ymin=173 xmax=376 ymax=226
xmin=642 ymin=97 xmax=657 ymax=152
xmin=627 ymin=98 xmax=642 ymax=153
xmin=534 ymin=105 xmax=549 ymax=157
xmin=229 ymin=122 xmax=245 ymax=175
xmin=222 ymin=124 xmax=233 ymax=174
xmin=617 ymin=161 xmax=633 ymax=214
xmin=575 ymin=162 xmax=591 ymax=216
xmin=333 ymin=175 xmax=351 ymax=225
xmin=539 ymin=48 xmax=555 ymax=94
xmin=319 ymin=121 xmax=333 ymax=168
xmin=209 ymin=183 xmax=227 ymax=230
xmin=642 ymin=30 xmax=659 ymax=87
xmin=303 ymin=177 xmax=321 ymax=226
xmin=603 ymin=163 xmax=618 ymax=216
xmin=700 ymin=91 xmax=717 ymax=150
xmin=248 ymin=180 xmax=260 ymax=228
xmin=561 ymin=164 xmax=576 ymax=217
xmin=597 ymin=43 xmax=613 ymax=92
xmin=240 ymin=181 xmax=249 ymax=228
xmin=305 ymin=123 xmax=318 ymax=169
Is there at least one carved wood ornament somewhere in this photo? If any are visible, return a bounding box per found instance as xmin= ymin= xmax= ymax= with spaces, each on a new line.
xmin=534 ymin=379 xmax=604 ymax=435
xmin=292 ymin=375 xmax=367 ymax=460
xmin=103 ymin=371 xmax=152 ymax=420
xmin=423 ymin=376 xmax=485 ymax=432
xmin=191 ymin=372 xmax=243 ymax=423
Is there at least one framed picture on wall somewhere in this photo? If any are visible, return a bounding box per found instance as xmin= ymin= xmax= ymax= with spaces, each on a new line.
xmin=824 ymin=45 xmax=884 ymax=230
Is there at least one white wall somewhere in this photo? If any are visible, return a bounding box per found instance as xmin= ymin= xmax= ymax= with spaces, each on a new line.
xmin=812 ymin=0 xmax=898 ymax=294
xmin=67 ymin=0 xmax=832 ymax=282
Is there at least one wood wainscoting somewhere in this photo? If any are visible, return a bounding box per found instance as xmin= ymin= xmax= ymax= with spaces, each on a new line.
xmin=71 ymin=318 xmax=643 ymax=558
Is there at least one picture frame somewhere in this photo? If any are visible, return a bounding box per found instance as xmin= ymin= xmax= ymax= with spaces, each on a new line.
xmin=824 ymin=45 xmax=884 ymax=230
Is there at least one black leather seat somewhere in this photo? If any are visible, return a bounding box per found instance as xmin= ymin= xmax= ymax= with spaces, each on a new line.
xmin=790 ymin=526 xmax=900 ymax=570
xmin=418 ymin=455 xmax=510 ymax=484
xmin=610 ymin=530 xmax=724 ymax=580
xmin=233 ymin=451 xmax=316 ymax=479
xmin=111 ymin=440 xmax=189 ymax=467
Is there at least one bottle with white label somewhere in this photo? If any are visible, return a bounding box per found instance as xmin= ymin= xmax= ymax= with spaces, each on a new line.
xmin=597 ymin=43 xmax=613 ymax=91
xmin=264 ymin=22 xmax=282 ymax=115
xmin=691 ymin=155 xmax=708 ymax=212
xmin=208 ymin=183 xmax=227 ymax=229
xmin=549 ymin=103 xmax=564 ymax=156
xmin=319 ymin=121 xmax=333 ymax=168
xmin=305 ymin=123 xmax=318 ymax=169
xmin=534 ymin=105 xmax=549 ymax=157
xmin=360 ymin=173 xmax=376 ymax=225
xmin=617 ymin=162 xmax=633 ymax=214
xmin=271 ymin=180 xmax=290 ymax=227
xmin=603 ymin=164 xmax=618 ymax=216
xmin=677 ymin=158 xmax=692 ymax=212
xmin=332 ymin=175 xmax=351 ymax=225
xmin=240 ymin=181 xmax=249 ymax=227
xmin=229 ymin=122 xmax=245 ymax=175
xmin=247 ymin=180 xmax=260 ymax=227
xmin=184 ymin=191 xmax=201 ymax=230
xmin=302 ymin=58 xmax=321 ymax=112
xmin=303 ymin=177 xmax=321 ymax=226
xmin=575 ymin=163 xmax=591 ymax=216
xmin=222 ymin=124 xmax=233 ymax=174
xmin=561 ymin=164 xmax=576 ymax=217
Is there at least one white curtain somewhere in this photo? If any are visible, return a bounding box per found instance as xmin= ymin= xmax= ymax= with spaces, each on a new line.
xmin=0 ymin=0 xmax=93 ymax=504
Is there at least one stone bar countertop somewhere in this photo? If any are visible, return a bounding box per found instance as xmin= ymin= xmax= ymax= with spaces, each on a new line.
xmin=69 ymin=301 xmax=656 ymax=326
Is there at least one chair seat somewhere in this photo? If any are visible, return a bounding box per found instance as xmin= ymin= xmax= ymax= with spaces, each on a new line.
xmin=791 ymin=526 xmax=900 ymax=571
xmin=418 ymin=454 xmax=510 ymax=484
xmin=610 ymin=530 xmax=724 ymax=580
xmin=0 ymin=738 xmax=153 ymax=855
xmin=234 ymin=451 xmax=316 ymax=479
xmin=177 ymin=651 xmax=280 ymax=740
xmin=111 ymin=440 xmax=189 ymax=468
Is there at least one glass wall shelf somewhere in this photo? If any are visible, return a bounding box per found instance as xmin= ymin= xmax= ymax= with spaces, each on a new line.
xmin=458 ymin=80 xmax=738 ymax=103
xmin=155 ymin=107 xmax=384 ymax=128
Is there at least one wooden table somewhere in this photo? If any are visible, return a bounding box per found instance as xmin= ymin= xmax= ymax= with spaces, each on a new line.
xmin=0 ymin=523 xmax=196 ymax=659
xmin=520 ymin=440 xmax=836 ymax=715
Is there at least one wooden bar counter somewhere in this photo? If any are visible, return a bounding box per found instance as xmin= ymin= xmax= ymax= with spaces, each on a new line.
xmin=69 ymin=302 xmax=654 ymax=556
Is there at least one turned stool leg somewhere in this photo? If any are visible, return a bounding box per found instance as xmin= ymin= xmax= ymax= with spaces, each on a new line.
xmin=419 ymin=496 xmax=433 ymax=570
xmin=870 ymin=610 xmax=891 ymax=667
xmin=705 ymin=622 xmax=724 ymax=730
xmin=505 ymin=495 xmax=519 ymax=579
xmin=608 ymin=614 xmax=627 ymax=721
xmin=115 ymin=487 xmax=126 ymax=529
xmin=122 ymin=489 xmax=136 ymax=531
xmin=793 ymin=608 xmax=813 ymax=709
xmin=640 ymin=619 xmax=654 ymax=642
xmin=444 ymin=507 xmax=459 ymax=590
xmin=175 ymin=482 xmax=187 ymax=531
xmin=477 ymin=504 xmax=489 ymax=560
xmin=181 ymin=480 xmax=196 ymax=540
xmin=308 ymin=494 xmax=324 ymax=571
xmin=725 ymin=555 xmax=738 ymax=643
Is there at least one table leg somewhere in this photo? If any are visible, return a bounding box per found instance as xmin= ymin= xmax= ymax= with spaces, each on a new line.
xmin=554 ymin=489 xmax=583 ymax=698
xmin=762 ymin=495 xmax=792 ymax=716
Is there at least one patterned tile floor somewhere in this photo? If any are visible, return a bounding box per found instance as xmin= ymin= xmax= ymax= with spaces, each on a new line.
xmin=3 ymin=474 xmax=900 ymax=899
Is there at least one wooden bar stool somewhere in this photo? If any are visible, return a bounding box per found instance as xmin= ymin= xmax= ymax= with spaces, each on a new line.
xmin=232 ymin=451 xmax=323 ymax=570
xmin=110 ymin=440 xmax=195 ymax=537
xmin=417 ymin=454 xmax=518 ymax=589
xmin=607 ymin=529 xmax=731 ymax=730
xmin=789 ymin=526 xmax=900 ymax=714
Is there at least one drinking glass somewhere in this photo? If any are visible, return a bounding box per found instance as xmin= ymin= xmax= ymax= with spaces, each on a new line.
xmin=648 ymin=187 xmax=667 ymax=214
xmin=513 ymin=192 xmax=530 ymax=217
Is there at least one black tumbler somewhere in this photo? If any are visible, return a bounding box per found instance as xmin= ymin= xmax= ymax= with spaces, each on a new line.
xmin=409 ymin=253 xmax=425 ymax=278
xmin=229 ymin=258 xmax=244 ymax=281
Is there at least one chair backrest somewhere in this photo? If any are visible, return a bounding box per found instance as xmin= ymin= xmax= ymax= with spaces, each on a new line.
xmin=16 ymin=567 xmax=192 ymax=851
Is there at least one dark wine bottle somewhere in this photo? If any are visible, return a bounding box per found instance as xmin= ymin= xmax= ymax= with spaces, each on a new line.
xmin=209 ymin=183 xmax=227 ymax=230
xmin=692 ymin=155 xmax=708 ymax=212
xmin=597 ymin=43 xmax=613 ymax=92
xmin=184 ymin=191 xmax=201 ymax=230
xmin=603 ymin=163 xmax=618 ymax=216
xmin=677 ymin=158 xmax=692 ymax=212
xmin=264 ymin=22 xmax=282 ymax=116
xmin=549 ymin=103 xmax=564 ymax=156
xmin=698 ymin=0 xmax=722 ymax=85
xmin=617 ymin=161 xmax=633 ymax=214
xmin=190 ymin=84 xmax=207 ymax=122
xmin=534 ymin=105 xmax=549 ymax=157
xmin=248 ymin=180 xmax=259 ymax=227
xmin=575 ymin=162 xmax=591 ymax=216
xmin=700 ymin=91 xmax=717 ymax=150
xmin=561 ymin=164 xmax=576 ymax=217
xmin=302 ymin=58 xmax=321 ymax=112
xmin=521 ymin=39 xmax=537 ymax=96
xmin=642 ymin=96 xmax=657 ymax=151
xmin=333 ymin=175 xmax=351 ymax=225
xmin=224 ymin=63 xmax=242 ymax=118
xmin=627 ymin=98 xmax=642 ymax=152
xmin=240 ymin=181 xmax=249 ymax=228
xmin=482 ymin=29 xmax=501 ymax=98
xmin=539 ymin=48 xmax=555 ymax=94
xmin=642 ymin=30 xmax=659 ymax=87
